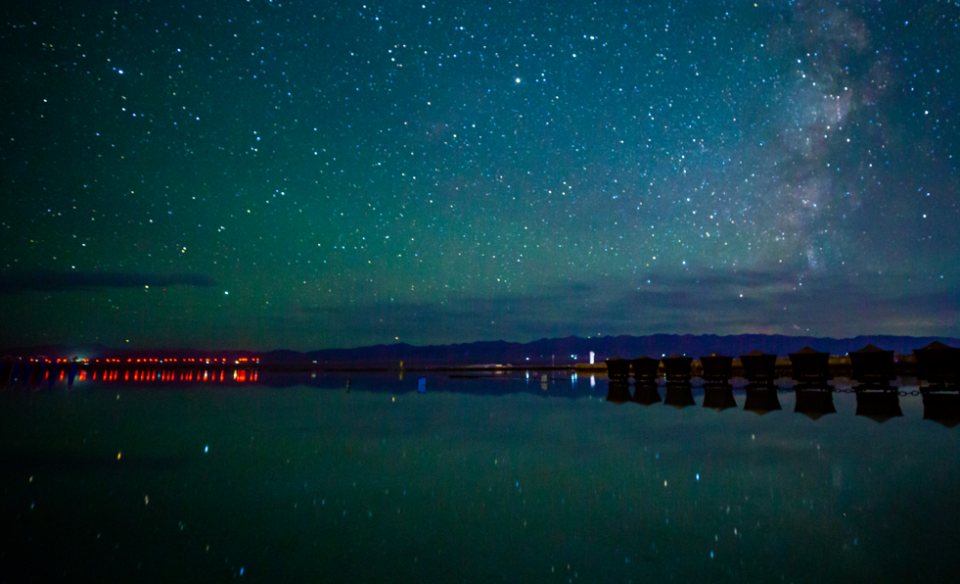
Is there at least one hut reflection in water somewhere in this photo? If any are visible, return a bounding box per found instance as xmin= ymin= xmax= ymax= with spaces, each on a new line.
xmin=631 ymin=383 xmax=662 ymax=406
xmin=605 ymin=382 xmax=632 ymax=405
xmin=794 ymin=387 xmax=837 ymax=420
xmin=855 ymin=390 xmax=903 ymax=424
xmin=921 ymin=392 xmax=960 ymax=428
xmin=664 ymin=384 xmax=695 ymax=410
xmin=702 ymin=386 xmax=737 ymax=412
xmin=744 ymin=387 xmax=783 ymax=415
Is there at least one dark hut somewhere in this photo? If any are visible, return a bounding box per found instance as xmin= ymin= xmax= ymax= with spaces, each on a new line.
xmin=739 ymin=350 xmax=778 ymax=385
xmin=31 ymin=360 xmax=46 ymax=386
xmin=744 ymin=387 xmax=782 ymax=415
xmin=631 ymin=383 xmax=662 ymax=406
xmin=855 ymin=391 xmax=903 ymax=424
xmin=605 ymin=382 xmax=632 ymax=405
xmin=67 ymin=359 xmax=79 ymax=386
xmin=631 ymin=356 xmax=661 ymax=383
xmin=662 ymin=354 xmax=693 ymax=384
xmin=46 ymin=362 xmax=60 ymax=387
xmin=0 ymin=358 xmax=12 ymax=386
xmin=702 ymin=386 xmax=737 ymax=412
xmin=605 ymin=356 xmax=631 ymax=382
xmin=9 ymin=360 xmax=22 ymax=385
xmin=913 ymin=341 xmax=960 ymax=387
xmin=794 ymin=388 xmax=837 ymax=420
xmin=789 ymin=346 xmax=832 ymax=384
xmin=700 ymin=353 xmax=733 ymax=384
xmin=663 ymin=384 xmax=695 ymax=409
xmin=20 ymin=361 xmax=32 ymax=386
xmin=850 ymin=344 xmax=895 ymax=387
xmin=922 ymin=392 xmax=960 ymax=428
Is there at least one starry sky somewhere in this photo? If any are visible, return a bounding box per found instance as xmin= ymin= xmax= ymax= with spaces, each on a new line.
xmin=1 ymin=0 xmax=958 ymax=351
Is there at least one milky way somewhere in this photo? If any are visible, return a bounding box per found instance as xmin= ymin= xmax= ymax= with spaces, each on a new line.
xmin=1 ymin=0 xmax=957 ymax=350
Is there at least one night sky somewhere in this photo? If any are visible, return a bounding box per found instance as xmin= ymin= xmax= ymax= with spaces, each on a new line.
xmin=1 ymin=0 xmax=958 ymax=351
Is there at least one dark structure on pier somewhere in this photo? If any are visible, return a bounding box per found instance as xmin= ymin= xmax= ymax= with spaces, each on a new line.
xmin=913 ymin=341 xmax=959 ymax=388
xmin=700 ymin=353 xmax=733 ymax=385
xmin=631 ymin=356 xmax=661 ymax=383
xmin=850 ymin=344 xmax=895 ymax=388
xmin=0 ymin=358 xmax=14 ymax=386
xmin=789 ymin=346 xmax=832 ymax=385
xmin=662 ymin=354 xmax=693 ymax=384
xmin=604 ymin=356 xmax=631 ymax=382
xmin=739 ymin=350 xmax=778 ymax=386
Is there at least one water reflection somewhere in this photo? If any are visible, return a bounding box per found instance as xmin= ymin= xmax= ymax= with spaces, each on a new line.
xmin=631 ymin=383 xmax=662 ymax=406
xmin=922 ymin=392 xmax=960 ymax=428
xmin=2 ymin=368 xmax=958 ymax=583
xmin=3 ymin=365 xmax=959 ymax=428
xmin=855 ymin=390 xmax=903 ymax=423
xmin=663 ymin=383 xmax=695 ymax=410
xmin=605 ymin=382 xmax=631 ymax=405
xmin=743 ymin=387 xmax=782 ymax=416
xmin=794 ymin=387 xmax=837 ymax=420
xmin=0 ymin=367 xmax=260 ymax=389
xmin=702 ymin=385 xmax=737 ymax=412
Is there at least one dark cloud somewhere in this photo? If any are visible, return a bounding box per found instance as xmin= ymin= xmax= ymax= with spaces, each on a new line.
xmin=0 ymin=270 xmax=216 ymax=294
xmin=272 ymin=269 xmax=958 ymax=347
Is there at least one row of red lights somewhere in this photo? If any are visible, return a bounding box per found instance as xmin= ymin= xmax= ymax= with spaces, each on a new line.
xmin=92 ymin=370 xmax=259 ymax=382
xmin=5 ymin=369 xmax=259 ymax=385
xmin=8 ymin=358 xmax=92 ymax=364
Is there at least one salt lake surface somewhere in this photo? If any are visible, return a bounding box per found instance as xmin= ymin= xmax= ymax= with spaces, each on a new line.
xmin=2 ymin=371 xmax=958 ymax=583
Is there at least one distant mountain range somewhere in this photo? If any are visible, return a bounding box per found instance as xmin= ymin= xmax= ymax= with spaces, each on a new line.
xmin=3 ymin=334 xmax=959 ymax=367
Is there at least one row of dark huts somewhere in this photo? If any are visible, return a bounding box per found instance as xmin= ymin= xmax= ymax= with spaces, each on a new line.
xmin=604 ymin=342 xmax=959 ymax=388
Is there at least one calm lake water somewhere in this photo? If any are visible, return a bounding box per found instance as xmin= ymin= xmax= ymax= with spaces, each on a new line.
xmin=2 ymin=371 xmax=958 ymax=583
